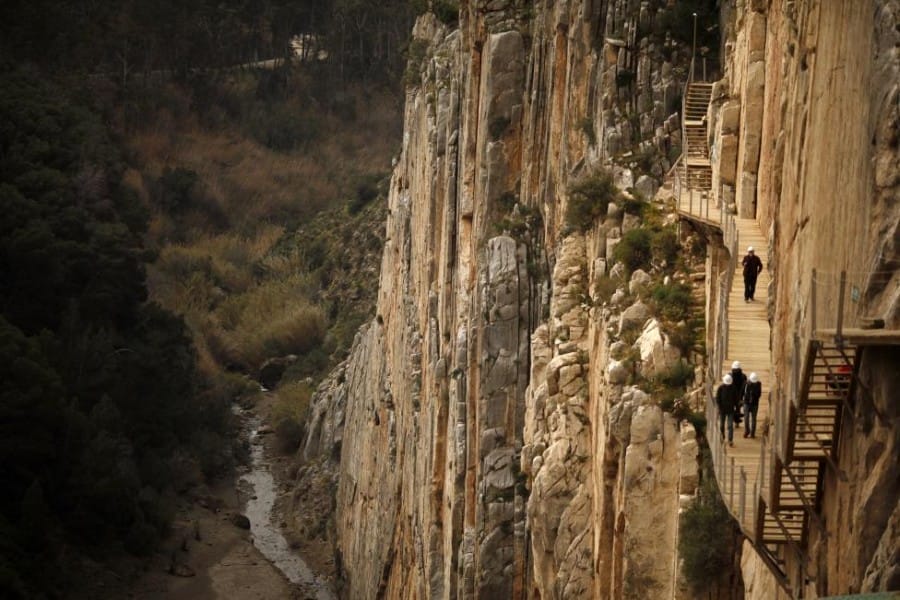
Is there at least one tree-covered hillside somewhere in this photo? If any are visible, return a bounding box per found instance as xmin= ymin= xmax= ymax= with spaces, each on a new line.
xmin=0 ymin=0 xmax=443 ymax=595
xmin=0 ymin=66 xmax=236 ymax=598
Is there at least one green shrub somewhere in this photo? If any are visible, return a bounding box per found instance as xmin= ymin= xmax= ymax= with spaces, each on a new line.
xmin=655 ymin=360 xmax=694 ymax=388
xmin=592 ymin=275 xmax=619 ymax=303
xmin=613 ymin=228 xmax=652 ymax=273
xmin=272 ymin=381 xmax=313 ymax=453
xmin=404 ymin=39 xmax=429 ymax=87
xmin=667 ymin=319 xmax=702 ymax=354
xmin=651 ymin=228 xmax=679 ymax=267
xmin=566 ymin=169 xmax=620 ymax=232
xmin=156 ymin=167 xmax=199 ymax=212
xmin=686 ymin=411 xmax=707 ymax=437
xmin=623 ymin=197 xmax=648 ymax=216
xmin=247 ymin=102 xmax=320 ymax=151
xmin=679 ymin=481 xmax=733 ymax=593
xmin=651 ymin=282 xmax=692 ymax=322
xmin=433 ymin=0 xmax=459 ymax=25
xmin=348 ymin=173 xmax=385 ymax=215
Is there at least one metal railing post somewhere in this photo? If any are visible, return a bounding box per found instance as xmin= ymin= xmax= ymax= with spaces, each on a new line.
xmin=752 ymin=480 xmax=758 ymax=540
xmin=811 ymin=268 xmax=817 ymax=334
xmin=836 ymin=270 xmax=847 ymax=346
xmin=729 ymin=455 xmax=736 ymax=509
xmin=740 ymin=466 xmax=747 ymax=525
xmin=691 ymin=12 xmax=698 ymax=82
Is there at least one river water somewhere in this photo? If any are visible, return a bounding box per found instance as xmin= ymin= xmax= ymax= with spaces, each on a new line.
xmin=238 ymin=413 xmax=334 ymax=600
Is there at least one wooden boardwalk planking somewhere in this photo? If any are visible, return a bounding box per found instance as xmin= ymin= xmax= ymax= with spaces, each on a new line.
xmin=677 ymin=190 xmax=772 ymax=534
xmin=722 ymin=217 xmax=771 ymax=495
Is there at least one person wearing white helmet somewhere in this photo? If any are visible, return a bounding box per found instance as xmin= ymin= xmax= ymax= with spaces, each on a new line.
xmin=741 ymin=245 xmax=763 ymax=302
xmin=730 ymin=361 xmax=746 ymax=428
xmin=742 ymin=372 xmax=762 ymax=438
xmin=715 ymin=373 xmax=738 ymax=446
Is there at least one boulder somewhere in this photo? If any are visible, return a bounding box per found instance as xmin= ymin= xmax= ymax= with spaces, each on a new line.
xmin=609 ymin=288 xmax=627 ymax=307
xmin=619 ymin=300 xmax=650 ymax=333
xmin=231 ymin=514 xmax=251 ymax=530
xmin=628 ymin=269 xmax=652 ymax=294
xmin=607 ymin=359 xmax=629 ymax=385
xmin=634 ymin=319 xmax=683 ymax=376
xmin=634 ymin=175 xmax=657 ymax=200
xmin=258 ymin=355 xmax=299 ymax=390
xmin=609 ymin=341 xmax=629 ymax=360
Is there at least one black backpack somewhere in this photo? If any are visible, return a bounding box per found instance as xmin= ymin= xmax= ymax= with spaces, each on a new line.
xmin=742 ymin=382 xmax=756 ymax=405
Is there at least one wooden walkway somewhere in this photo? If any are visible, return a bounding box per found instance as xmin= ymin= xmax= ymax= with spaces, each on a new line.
xmin=673 ymin=80 xmax=900 ymax=597
xmin=720 ymin=217 xmax=771 ymax=498
xmin=677 ymin=189 xmax=772 ymax=533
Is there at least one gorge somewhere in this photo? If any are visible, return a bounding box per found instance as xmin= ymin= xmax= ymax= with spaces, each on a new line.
xmin=292 ymin=1 xmax=900 ymax=599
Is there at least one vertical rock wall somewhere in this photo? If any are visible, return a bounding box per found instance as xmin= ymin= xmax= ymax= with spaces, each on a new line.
xmin=300 ymin=1 xmax=710 ymax=598
xmin=295 ymin=0 xmax=900 ymax=597
xmin=709 ymin=0 xmax=900 ymax=596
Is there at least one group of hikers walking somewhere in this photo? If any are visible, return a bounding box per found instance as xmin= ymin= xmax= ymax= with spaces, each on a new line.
xmin=714 ymin=246 xmax=766 ymax=446
xmin=715 ymin=361 xmax=762 ymax=446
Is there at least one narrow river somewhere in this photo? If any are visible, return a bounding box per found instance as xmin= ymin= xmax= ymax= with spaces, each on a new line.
xmin=239 ymin=414 xmax=335 ymax=600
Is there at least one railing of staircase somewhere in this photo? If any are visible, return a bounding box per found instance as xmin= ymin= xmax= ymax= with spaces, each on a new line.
xmin=671 ymin=154 xmax=683 ymax=208
xmin=809 ymin=268 xmax=877 ymax=340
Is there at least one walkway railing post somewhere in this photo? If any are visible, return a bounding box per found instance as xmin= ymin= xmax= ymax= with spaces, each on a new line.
xmin=752 ymin=481 xmax=758 ymax=540
xmin=729 ymin=455 xmax=736 ymax=509
xmin=836 ymin=270 xmax=847 ymax=347
xmin=759 ymin=432 xmax=767 ymax=504
xmin=811 ymin=268 xmax=817 ymax=335
xmin=740 ymin=466 xmax=747 ymax=525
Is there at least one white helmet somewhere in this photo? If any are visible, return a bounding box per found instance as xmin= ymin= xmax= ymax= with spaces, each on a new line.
xmin=732 ymin=361 xmax=741 ymax=370
xmin=749 ymin=372 xmax=759 ymax=383
xmin=723 ymin=374 xmax=733 ymax=385
xmin=747 ymin=246 xmax=754 ymax=252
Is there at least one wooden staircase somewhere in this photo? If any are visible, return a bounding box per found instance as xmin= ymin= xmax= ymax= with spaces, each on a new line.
xmin=682 ymin=82 xmax=713 ymax=192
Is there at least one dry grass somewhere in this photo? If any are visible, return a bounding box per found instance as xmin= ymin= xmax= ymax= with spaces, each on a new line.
xmin=272 ymin=380 xmax=313 ymax=452
xmin=131 ymin=74 xmax=397 ymax=382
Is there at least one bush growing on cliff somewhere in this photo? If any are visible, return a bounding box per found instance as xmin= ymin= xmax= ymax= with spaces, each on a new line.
xmin=651 ymin=282 xmax=693 ymax=322
xmin=679 ymin=469 xmax=733 ymax=592
xmin=432 ymin=0 xmax=459 ymax=26
xmin=566 ymin=169 xmax=621 ymax=232
xmin=273 ymin=381 xmax=313 ymax=453
xmin=613 ymin=228 xmax=653 ymax=273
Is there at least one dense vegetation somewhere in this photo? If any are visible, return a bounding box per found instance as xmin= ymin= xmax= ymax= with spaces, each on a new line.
xmin=0 ymin=0 xmax=447 ymax=595
xmin=0 ymin=67 xmax=233 ymax=598
xmin=0 ymin=0 xmax=427 ymax=85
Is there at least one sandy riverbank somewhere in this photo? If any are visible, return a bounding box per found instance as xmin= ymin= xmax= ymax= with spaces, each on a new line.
xmin=121 ymin=394 xmax=335 ymax=600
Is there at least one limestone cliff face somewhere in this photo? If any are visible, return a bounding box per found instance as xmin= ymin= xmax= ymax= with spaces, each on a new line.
xmin=707 ymin=0 xmax=900 ymax=596
xmin=295 ymin=2 xmax=709 ymax=598
xmin=297 ymin=0 xmax=899 ymax=597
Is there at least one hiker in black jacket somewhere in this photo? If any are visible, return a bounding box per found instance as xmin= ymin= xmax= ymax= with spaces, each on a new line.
xmin=742 ymin=246 xmax=763 ymax=302
xmin=716 ymin=374 xmax=737 ymax=446
xmin=742 ymin=372 xmax=762 ymax=438
xmin=731 ymin=361 xmax=746 ymax=428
